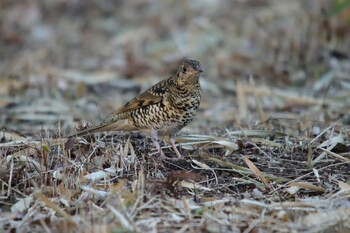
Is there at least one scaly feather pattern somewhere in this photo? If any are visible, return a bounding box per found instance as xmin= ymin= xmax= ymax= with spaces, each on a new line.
xmin=69 ymin=59 xmax=203 ymax=159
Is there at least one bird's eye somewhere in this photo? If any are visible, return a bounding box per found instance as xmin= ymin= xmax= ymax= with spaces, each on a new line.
xmin=182 ymin=66 xmax=187 ymax=73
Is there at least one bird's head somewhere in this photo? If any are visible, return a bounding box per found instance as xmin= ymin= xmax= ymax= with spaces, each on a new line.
xmin=175 ymin=59 xmax=203 ymax=86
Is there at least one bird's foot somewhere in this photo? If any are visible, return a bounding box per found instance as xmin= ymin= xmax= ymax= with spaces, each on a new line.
xmin=159 ymin=150 xmax=167 ymax=160
xmin=151 ymin=132 xmax=182 ymax=160
xmin=169 ymin=136 xmax=182 ymax=158
xmin=158 ymin=149 xmax=180 ymax=160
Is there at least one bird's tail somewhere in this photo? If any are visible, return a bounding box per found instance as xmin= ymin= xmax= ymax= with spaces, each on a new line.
xmin=68 ymin=119 xmax=136 ymax=138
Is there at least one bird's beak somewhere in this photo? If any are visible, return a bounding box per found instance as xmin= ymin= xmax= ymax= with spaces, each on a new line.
xmin=196 ymin=65 xmax=203 ymax=73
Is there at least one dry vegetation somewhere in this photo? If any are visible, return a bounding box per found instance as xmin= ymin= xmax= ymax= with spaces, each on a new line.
xmin=1 ymin=0 xmax=350 ymax=232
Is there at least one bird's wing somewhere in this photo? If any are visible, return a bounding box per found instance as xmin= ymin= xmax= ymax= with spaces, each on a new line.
xmin=111 ymin=78 xmax=171 ymax=115
xmin=69 ymin=78 xmax=172 ymax=137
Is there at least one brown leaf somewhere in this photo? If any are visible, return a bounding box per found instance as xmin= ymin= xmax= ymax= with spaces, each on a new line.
xmin=64 ymin=138 xmax=76 ymax=150
xmin=166 ymin=171 xmax=205 ymax=185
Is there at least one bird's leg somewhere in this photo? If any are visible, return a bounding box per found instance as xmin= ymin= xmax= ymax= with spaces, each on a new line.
xmin=151 ymin=128 xmax=166 ymax=159
xmin=169 ymin=135 xmax=182 ymax=158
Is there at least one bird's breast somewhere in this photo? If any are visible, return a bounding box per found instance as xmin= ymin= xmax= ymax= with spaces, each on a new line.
xmin=128 ymin=87 xmax=200 ymax=135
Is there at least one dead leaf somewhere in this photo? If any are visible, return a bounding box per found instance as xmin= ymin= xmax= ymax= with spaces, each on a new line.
xmin=242 ymin=155 xmax=271 ymax=190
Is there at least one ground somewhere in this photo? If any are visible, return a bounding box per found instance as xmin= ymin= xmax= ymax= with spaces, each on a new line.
xmin=1 ymin=0 xmax=350 ymax=232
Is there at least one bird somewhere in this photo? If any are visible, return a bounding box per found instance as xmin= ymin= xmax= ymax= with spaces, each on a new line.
xmin=69 ymin=59 xmax=203 ymax=159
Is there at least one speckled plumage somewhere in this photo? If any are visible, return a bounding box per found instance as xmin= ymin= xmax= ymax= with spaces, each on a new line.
xmin=70 ymin=59 xmax=203 ymax=159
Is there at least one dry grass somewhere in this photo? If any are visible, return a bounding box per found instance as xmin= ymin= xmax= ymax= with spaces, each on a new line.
xmin=1 ymin=0 xmax=350 ymax=232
